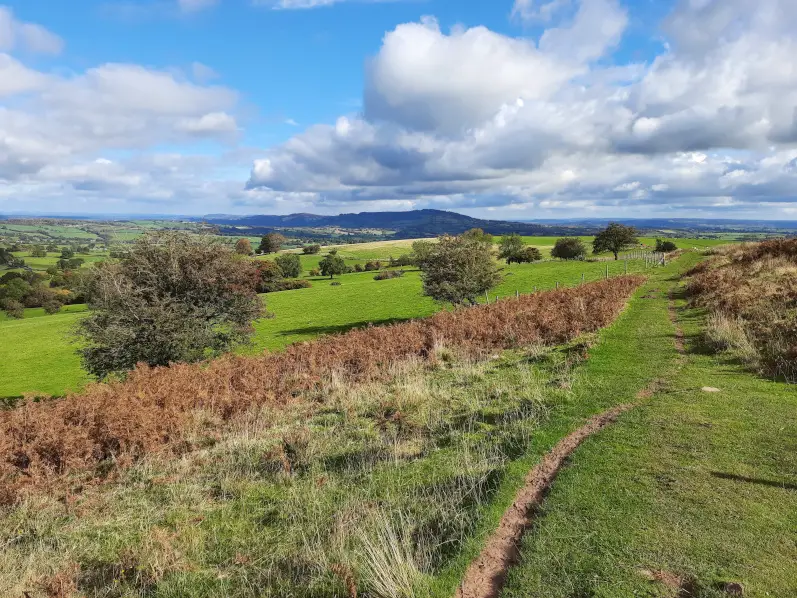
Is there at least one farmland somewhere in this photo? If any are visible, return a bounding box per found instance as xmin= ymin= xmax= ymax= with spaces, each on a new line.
xmin=3 ymin=256 xmax=666 ymax=399
xmin=2 ymin=249 xmax=793 ymax=597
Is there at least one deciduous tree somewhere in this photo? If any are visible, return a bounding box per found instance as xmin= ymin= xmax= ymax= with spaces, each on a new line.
xmin=258 ymin=233 xmax=286 ymax=254
xmin=593 ymin=223 xmax=639 ymax=260
xmin=415 ymin=233 xmax=502 ymax=305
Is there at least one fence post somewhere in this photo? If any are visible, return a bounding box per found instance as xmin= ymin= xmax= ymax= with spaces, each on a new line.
xmin=605 ymin=264 xmax=609 ymax=279
xmin=556 ymin=281 xmax=559 ymax=289
xmin=625 ymin=259 xmax=628 ymax=275
xmin=581 ymin=273 xmax=585 ymax=285
xmin=485 ymin=291 xmax=489 ymax=304
xmin=516 ymin=290 xmax=519 ymax=298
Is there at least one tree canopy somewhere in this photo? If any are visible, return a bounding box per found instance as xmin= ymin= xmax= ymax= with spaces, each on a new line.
xmin=414 ymin=233 xmax=502 ymax=305
xmin=319 ymin=253 xmax=347 ymax=278
xmin=275 ymin=253 xmax=302 ymax=278
xmin=258 ymin=233 xmax=287 ymax=254
xmin=235 ymin=238 xmax=253 ymax=255
xmin=498 ymin=234 xmax=525 ymax=264
xmin=592 ymin=223 xmax=639 ymax=260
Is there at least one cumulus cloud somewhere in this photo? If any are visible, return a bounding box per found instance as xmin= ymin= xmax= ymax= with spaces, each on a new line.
xmin=0 ymin=7 xmax=246 ymax=212
xmin=246 ymin=0 xmax=797 ymax=217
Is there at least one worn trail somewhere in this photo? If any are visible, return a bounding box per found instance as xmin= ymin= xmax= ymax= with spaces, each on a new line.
xmin=454 ymin=403 xmax=634 ymax=598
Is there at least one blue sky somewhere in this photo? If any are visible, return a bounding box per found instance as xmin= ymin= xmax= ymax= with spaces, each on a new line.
xmin=2 ymin=0 xmax=797 ymax=219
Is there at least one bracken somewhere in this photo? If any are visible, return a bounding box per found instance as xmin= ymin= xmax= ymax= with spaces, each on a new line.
xmin=0 ymin=276 xmax=643 ymax=503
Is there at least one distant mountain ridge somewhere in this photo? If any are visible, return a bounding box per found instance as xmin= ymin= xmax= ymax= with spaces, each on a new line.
xmin=202 ymin=209 xmax=588 ymax=238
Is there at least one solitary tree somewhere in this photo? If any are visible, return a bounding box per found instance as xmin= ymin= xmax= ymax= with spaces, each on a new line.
xmin=235 ymin=238 xmax=253 ymax=255
xmin=319 ymin=253 xmax=346 ymax=279
xmin=76 ymin=232 xmax=264 ymax=379
xmin=593 ymin=223 xmax=639 ymax=260
xmin=415 ymin=233 xmax=502 ymax=305
xmin=551 ymin=238 xmax=587 ymax=260
xmin=302 ymin=244 xmax=321 ymax=255
xmin=30 ymin=245 xmax=47 ymax=258
xmin=275 ymin=253 xmax=302 ymax=278
xmin=258 ymin=233 xmax=287 ymax=254
xmin=60 ymin=247 xmax=75 ymax=259
xmin=516 ymin=246 xmax=542 ymax=263
xmin=498 ymin=234 xmax=525 ymax=265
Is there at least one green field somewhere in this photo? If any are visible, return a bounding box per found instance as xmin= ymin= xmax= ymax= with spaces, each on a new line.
xmin=0 ymin=258 xmax=664 ymax=398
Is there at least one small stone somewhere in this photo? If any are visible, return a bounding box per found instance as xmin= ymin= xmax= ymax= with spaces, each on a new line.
xmin=701 ymin=387 xmax=721 ymax=392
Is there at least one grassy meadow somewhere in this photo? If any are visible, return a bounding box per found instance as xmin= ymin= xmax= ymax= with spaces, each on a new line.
xmin=1 ymin=249 xmax=794 ymax=597
xmin=2 ymin=256 xmax=666 ymax=398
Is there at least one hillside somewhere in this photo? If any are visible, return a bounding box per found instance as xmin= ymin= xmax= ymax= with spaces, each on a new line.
xmin=203 ymin=209 xmax=590 ymax=238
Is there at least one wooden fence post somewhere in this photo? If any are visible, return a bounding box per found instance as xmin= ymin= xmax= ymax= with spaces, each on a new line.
xmin=485 ymin=291 xmax=489 ymax=304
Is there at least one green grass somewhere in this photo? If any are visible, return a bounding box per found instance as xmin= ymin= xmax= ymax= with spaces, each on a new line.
xmin=0 ymin=311 xmax=91 ymax=399
xmin=0 ymin=252 xmax=700 ymax=597
xmin=500 ymin=281 xmax=797 ymax=596
xmin=0 ymin=258 xmax=663 ymax=398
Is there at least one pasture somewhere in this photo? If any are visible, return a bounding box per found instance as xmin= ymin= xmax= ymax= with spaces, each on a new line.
xmin=1 ymin=257 xmax=663 ymax=398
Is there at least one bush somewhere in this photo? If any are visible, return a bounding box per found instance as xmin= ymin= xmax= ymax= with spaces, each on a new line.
xmin=275 ymin=254 xmax=302 ymax=278
xmin=331 ymin=281 xmax=342 ymax=286
xmin=76 ymin=232 xmax=265 ymax=379
xmin=1 ymin=299 xmax=24 ymax=319
xmin=309 ymin=268 xmax=321 ymax=277
xmin=688 ymin=239 xmax=797 ymax=381
xmin=364 ymin=261 xmax=382 ymax=271
xmin=389 ymin=254 xmax=414 ymax=267
xmin=498 ymin=233 xmax=525 ymax=264
xmin=374 ymin=270 xmax=404 ymax=281
xmin=302 ymin=244 xmax=321 ymax=255
xmin=259 ymin=279 xmax=312 ymax=293
xmin=551 ymin=238 xmax=587 ymax=260
xmin=354 ymin=264 xmax=364 ymax=273
xmin=655 ymin=239 xmax=678 ymax=252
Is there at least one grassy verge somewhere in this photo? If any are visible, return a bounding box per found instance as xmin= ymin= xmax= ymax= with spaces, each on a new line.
xmin=0 ymin=256 xmax=698 ymax=597
xmin=501 ymin=271 xmax=797 ymax=596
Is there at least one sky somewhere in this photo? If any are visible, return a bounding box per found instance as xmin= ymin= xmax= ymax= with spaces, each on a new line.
xmin=2 ymin=0 xmax=797 ymax=220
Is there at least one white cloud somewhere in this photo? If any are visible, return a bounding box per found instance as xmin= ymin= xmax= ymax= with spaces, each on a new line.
xmin=245 ymin=0 xmax=797 ymax=218
xmin=0 ymin=6 xmax=64 ymax=54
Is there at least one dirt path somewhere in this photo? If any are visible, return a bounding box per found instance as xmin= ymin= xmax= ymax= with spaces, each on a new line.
xmin=455 ymin=288 xmax=689 ymax=598
xmin=454 ymin=403 xmax=634 ymax=598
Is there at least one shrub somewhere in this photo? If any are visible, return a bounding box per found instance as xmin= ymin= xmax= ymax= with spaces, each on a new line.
xmin=389 ymin=254 xmax=414 ymax=267
xmin=516 ymin=246 xmax=542 ymax=263
xmin=354 ymin=264 xmax=364 ymax=273
xmin=331 ymin=281 xmax=342 ymax=286
xmin=309 ymin=268 xmax=321 ymax=277
xmin=76 ymin=232 xmax=264 ymax=379
xmin=364 ymin=261 xmax=382 ymax=271
xmin=260 ymin=279 xmax=312 ymax=293
xmin=374 ymin=270 xmax=404 ymax=281
xmin=655 ymin=239 xmax=678 ymax=252
xmin=275 ymin=253 xmax=302 ymax=278
xmin=551 ymin=238 xmax=587 ymax=260
xmin=302 ymin=244 xmax=322 ymax=255
xmin=414 ymin=233 xmax=502 ymax=305
xmin=1 ymin=298 xmax=24 ymax=319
